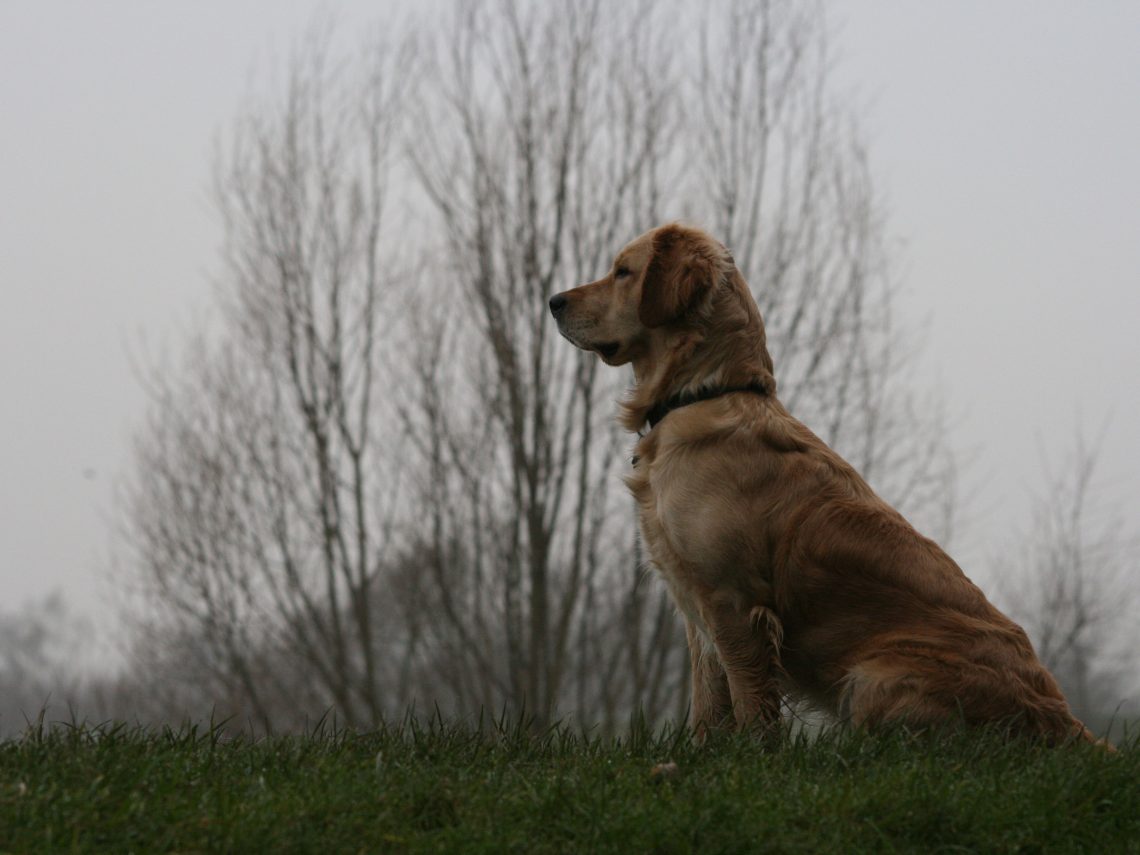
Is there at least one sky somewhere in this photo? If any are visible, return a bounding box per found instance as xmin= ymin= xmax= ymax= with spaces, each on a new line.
xmin=1 ymin=2 xmax=1138 ymax=642
xmin=835 ymin=2 xmax=1140 ymax=563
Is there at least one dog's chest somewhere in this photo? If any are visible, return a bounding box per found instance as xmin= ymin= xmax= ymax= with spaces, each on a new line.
xmin=627 ymin=457 xmax=716 ymax=634
xmin=628 ymin=437 xmax=780 ymax=640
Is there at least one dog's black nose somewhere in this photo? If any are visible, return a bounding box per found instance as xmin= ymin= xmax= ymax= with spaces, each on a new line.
xmin=549 ymin=293 xmax=568 ymax=317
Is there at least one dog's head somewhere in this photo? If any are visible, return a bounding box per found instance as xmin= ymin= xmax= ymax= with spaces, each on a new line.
xmin=549 ymin=223 xmax=731 ymax=367
xmin=551 ymin=223 xmax=776 ymax=428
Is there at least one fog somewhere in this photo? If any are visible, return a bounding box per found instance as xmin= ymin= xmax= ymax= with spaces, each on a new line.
xmin=1 ymin=1 xmax=1137 ymax=702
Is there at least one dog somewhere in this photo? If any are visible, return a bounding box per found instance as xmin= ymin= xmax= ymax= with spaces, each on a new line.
xmin=550 ymin=223 xmax=1095 ymax=744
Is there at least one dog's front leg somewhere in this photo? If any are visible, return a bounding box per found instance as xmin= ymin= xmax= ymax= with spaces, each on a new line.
xmin=707 ymin=601 xmax=784 ymax=737
xmin=686 ymin=619 xmax=733 ymax=740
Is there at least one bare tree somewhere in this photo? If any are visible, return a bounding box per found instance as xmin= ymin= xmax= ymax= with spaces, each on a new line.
xmin=401 ymin=0 xmax=684 ymax=729
xmin=997 ymin=428 xmax=1138 ymax=731
xmin=691 ymin=0 xmax=955 ymax=537
xmin=119 ymin=27 xmax=414 ymax=730
xmin=114 ymin=1 xmax=960 ymax=733
xmin=397 ymin=0 xmax=957 ymax=729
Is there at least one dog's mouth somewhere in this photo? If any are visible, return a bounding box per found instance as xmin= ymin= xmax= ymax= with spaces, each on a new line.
xmin=556 ymin=325 xmax=623 ymax=362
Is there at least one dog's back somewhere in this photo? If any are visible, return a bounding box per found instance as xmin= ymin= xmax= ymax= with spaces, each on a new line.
xmin=761 ymin=399 xmax=1093 ymax=743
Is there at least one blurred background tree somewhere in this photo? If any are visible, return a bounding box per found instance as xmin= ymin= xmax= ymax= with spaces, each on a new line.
xmin=996 ymin=427 xmax=1138 ymax=740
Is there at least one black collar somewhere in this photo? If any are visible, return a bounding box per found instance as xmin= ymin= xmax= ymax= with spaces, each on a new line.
xmin=644 ymin=381 xmax=770 ymax=430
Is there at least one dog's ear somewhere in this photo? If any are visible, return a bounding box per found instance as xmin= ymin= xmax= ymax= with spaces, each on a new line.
xmin=639 ymin=227 xmax=718 ymax=328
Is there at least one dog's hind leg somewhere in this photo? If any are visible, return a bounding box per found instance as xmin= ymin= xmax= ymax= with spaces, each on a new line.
xmin=838 ymin=660 xmax=943 ymax=731
xmin=841 ymin=656 xmax=1105 ymax=746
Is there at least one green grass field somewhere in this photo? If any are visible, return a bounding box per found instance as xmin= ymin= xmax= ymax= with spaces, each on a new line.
xmin=1 ymin=717 xmax=1136 ymax=854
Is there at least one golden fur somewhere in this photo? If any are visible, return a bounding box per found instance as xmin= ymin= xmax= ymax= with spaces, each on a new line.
xmin=550 ymin=223 xmax=1095 ymax=744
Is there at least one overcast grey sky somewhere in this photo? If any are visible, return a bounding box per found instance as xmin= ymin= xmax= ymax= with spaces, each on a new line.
xmin=1 ymin=1 xmax=1138 ymax=629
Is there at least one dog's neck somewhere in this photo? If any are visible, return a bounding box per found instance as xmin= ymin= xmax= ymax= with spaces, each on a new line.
xmin=622 ymin=318 xmax=776 ymax=433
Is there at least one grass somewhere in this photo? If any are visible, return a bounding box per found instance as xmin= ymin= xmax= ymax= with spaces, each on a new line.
xmin=1 ymin=715 xmax=1136 ymax=854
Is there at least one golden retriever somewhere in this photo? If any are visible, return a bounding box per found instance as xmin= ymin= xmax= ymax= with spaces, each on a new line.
xmin=550 ymin=223 xmax=1095 ymax=744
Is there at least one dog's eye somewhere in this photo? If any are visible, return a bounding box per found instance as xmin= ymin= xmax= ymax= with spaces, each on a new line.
xmin=615 ymin=266 xmax=631 ymax=279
